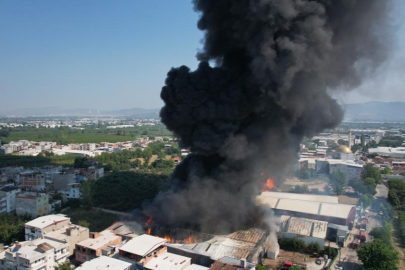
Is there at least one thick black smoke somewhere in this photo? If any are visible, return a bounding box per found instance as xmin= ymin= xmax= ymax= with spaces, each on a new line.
xmin=147 ymin=0 xmax=392 ymax=233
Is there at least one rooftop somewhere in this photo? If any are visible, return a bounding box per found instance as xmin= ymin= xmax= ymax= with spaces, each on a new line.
xmin=257 ymin=194 xmax=355 ymax=220
xmin=25 ymin=215 xmax=69 ymax=229
xmin=77 ymin=230 xmax=120 ymax=250
xmin=260 ymin=192 xmax=339 ymax=204
xmin=144 ymin=251 xmax=191 ymax=270
xmin=76 ymin=256 xmax=131 ymax=270
xmin=278 ymin=215 xmax=328 ymax=239
xmin=119 ymin=234 xmax=166 ymax=257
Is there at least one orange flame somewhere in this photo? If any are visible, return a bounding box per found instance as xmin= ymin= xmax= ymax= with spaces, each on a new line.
xmin=260 ymin=178 xmax=274 ymax=192
xmin=164 ymin=234 xmax=171 ymax=242
xmin=185 ymin=235 xmax=198 ymax=244
xmin=146 ymin=217 xmax=153 ymax=226
xmin=146 ymin=228 xmax=151 ymax=235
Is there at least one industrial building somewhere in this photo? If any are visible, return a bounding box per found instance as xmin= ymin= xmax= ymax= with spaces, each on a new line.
xmin=167 ymin=228 xmax=268 ymax=266
xmin=278 ymin=215 xmax=328 ymax=248
xmin=257 ymin=192 xmax=356 ymax=226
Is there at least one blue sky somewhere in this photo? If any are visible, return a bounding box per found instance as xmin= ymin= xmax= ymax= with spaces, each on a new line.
xmin=0 ymin=0 xmax=404 ymax=111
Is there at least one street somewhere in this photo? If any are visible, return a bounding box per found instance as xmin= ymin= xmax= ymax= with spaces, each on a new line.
xmin=334 ymin=184 xmax=389 ymax=269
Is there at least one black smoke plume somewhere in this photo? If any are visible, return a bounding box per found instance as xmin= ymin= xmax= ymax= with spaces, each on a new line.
xmin=147 ymin=0 xmax=392 ymax=233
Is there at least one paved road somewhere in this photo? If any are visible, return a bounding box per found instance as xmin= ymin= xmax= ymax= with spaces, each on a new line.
xmin=335 ymin=248 xmax=362 ymax=270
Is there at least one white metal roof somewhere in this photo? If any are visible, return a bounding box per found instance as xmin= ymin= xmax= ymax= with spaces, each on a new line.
xmin=119 ymin=234 xmax=166 ymax=257
xmin=279 ymin=215 xmax=328 ymax=239
xmin=25 ymin=215 xmax=69 ymax=229
xmin=260 ymin=192 xmax=339 ymax=204
xmin=76 ymin=256 xmax=131 ymax=270
xmin=257 ymin=194 xmax=355 ymax=220
xmin=145 ymin=251 xmax=191 ymax=270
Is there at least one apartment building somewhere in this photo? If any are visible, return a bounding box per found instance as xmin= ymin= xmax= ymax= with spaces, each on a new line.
xmin=0 ymin=186 xmax=19 ymax=214
xmin=25 ymin=215 xmax=89 ymax=256
xmin=75 ymin=230 xmax=122 ymax=263
xmin=16 ymin=192 xmax=49 ymax=218
xmin=0 ymin=238 xmax=69 ymax=270
xmin=76 ymin=256 xmax=131 ymax=270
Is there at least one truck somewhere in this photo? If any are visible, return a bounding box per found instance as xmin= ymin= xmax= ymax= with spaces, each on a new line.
xmin=359 ymin=229 xmax=367 ymax=242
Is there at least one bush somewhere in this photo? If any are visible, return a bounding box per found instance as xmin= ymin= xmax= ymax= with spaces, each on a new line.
xmin=307 ymin=242 xmax=320 ymax=253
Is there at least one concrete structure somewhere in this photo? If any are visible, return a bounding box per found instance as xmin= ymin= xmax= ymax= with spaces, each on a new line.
xmin=209 ymin=257 xmax=255 ymax=270
xmin=144 ymin=251 xmax=192 ymax=270
xmin=0 ymin=238 xmax=69 ymax=270
xmin=16 ymin=192 xmax=49 ymax=218
xmin=61 ymin=183 xmax=81 ymax=201
xmin=76 ymin=256 xmax=131 ymax=270
xmin=0 ymin=186 xmax=19 ymax=214
xmin=315 ymin=159 xmax=363 ymax=180
xmin=75 ymin=230 xmax=122 ymax=263
xmin=106 ymin=222 xmax=141 ymax=241
xmin=52 ymin=172 xmax=76 ymax=191
xmin=368 ymin=147 xmax=405 ymax=158
xmin=20 ymin=171 xmax=45 ymax=190
xmin=25 ymin=214 xmax=70 ymax=240
xmin=278 ymin=215 xmax=328 ymax=248
xmin=119 ymin=234 xmax=167 ymax=269
xmin=256 ymin=192 xmax=356 ymax=226
xmin=25 ymin=214 xmax=89 ymax=256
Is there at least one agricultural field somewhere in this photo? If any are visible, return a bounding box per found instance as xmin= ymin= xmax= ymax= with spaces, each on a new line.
xmin=0 ymin=125 xmax=172 ymax=144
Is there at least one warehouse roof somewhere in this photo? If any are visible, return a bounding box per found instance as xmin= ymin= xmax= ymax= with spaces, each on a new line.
xmin=257 ymin=194 xmax=355 ymax=220
xmin=278 ymin=215 xmax=328 ymax=239
xmin=260 ymin=192 xmax=338 ymax=204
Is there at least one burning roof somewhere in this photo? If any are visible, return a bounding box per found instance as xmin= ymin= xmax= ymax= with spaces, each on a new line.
xmin=167 ymin=228 xmax=267 ymax=264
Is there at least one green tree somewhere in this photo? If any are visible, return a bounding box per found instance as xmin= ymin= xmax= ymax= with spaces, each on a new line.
xmin=357 ymin=239 xmax=399 ymax=270
xmin=361 ymin=134 xmax=366 ymax=147
xmin=307 ymin=242 xmax=320 ymax=254
xmin=256 ymin=264 xmax=266 ymax=270
xmin=360 ymin=194 xmax=374 ymax=209
xmin=80 ymin=180 xmax=95 ymax=210
xmin=78 ymin=220 xmax=90 ymax=228
xmin=329 ymin=170 xmax=347 ymax=195
xmin=54 ymin=260 xmax=75 ymax=270
xmin=0 ymin=213 xmax=27 ymax=245
xmin=382 ymin=167 xmax=392 ymax=175
xmin=362 ymin=164 xmax=381 ymax=183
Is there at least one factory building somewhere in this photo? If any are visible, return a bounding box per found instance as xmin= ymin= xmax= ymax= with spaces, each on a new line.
xmin=278 ymin=215 xmax=328 ymax=248
xmin=257 ymin=192 xmax=356 ymax=226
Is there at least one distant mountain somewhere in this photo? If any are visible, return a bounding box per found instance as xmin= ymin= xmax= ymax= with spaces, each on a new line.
xmin=0 ymin=107 xmax=160 ymax=118
xmin=342 ymin=102 xmax=405 ymax=121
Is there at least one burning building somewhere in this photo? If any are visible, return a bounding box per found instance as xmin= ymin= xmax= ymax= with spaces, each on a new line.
xmin=167 ymin=228 xmax=270 ymax=266
xmin=147 ymin=0 xmax=392 ymax=237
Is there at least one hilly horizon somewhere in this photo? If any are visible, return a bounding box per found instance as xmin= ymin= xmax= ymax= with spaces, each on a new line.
xmin=1 ymin=101 xmax=405 ymax=121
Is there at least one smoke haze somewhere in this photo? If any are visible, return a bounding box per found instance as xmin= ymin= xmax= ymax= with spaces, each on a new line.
xmin=147 ymin=0 xmax=392 ymax=233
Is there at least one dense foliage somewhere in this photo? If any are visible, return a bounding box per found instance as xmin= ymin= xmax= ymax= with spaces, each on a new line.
xmin=361 ymin=164 xmax=381 ymax=184
xmin=0 ymin=213 xmax=28 ymax=245
xmin=54 ymin=260 xmax=75 ymax=270
xmin=93 ymin=171 xmax=168 ymax=211
xmin=388 ymin=179 xmax=405 ymax=210
xmin=0 ymin=153 xmax=76 ymax=167
xmin=329 ymin=170 xmax=347 ymax=195
xmin=357 ymin=239 xmax=399 ymax=270
xmin=278 ymin=238 xmax=306 ymax=251
xmin=64 ymin=208 xmax=117 ymax=232
xmin=369 ymin=223 xmax=392 ymax=245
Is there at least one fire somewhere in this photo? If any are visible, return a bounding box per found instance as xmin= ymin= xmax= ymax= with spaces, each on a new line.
xmin=260 ymin=178 xmax=274 ymax=192
xmin=146 ymin=228 xmax=151 ymax=235
xmin=146 ymin=217 xmax=153 ymax=226
xmin=164 ymin=234 xmax=171 ymax=242
xmin=185 ymin=235 xmax=197 ymax=244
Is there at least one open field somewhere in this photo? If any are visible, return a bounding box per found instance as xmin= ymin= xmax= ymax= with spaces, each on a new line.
xmin=0 ymin=125 xmax=172 ymax=144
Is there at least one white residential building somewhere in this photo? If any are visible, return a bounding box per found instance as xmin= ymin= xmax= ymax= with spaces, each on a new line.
xmin=0 ymin=186 xmax=19 ymax=214
xmin=0 ymin=238 xmax=69 ymax=270
xmin=25 ymin=215 xmax=89 ymax=256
